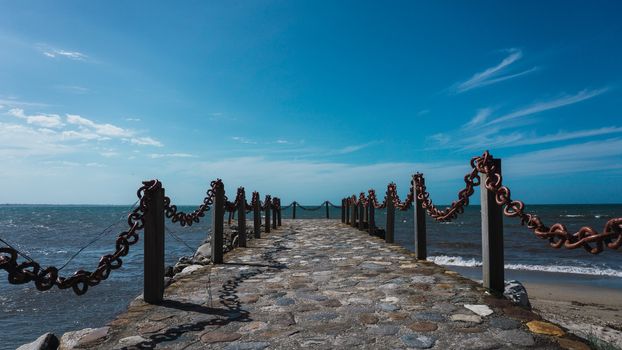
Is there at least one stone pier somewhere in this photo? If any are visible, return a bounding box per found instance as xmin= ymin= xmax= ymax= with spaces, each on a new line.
xmin=76 ymin=220 xmax=588 ymax=350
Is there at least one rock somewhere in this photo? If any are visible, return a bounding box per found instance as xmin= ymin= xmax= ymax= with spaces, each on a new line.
xmin=275 ymin=297 xmax=295 ymax=306
xmin=176 ymin=264 xmax=204 ymax=277
xmin=464 ymin=304 xmax=493 ymax=317
xmin=493 ymin=329 xmax=535 ymax=346
xmin=408 ymin=321 xmax=438 ymax=332
xmin=199 ymin=331 xmax=242 ymax=343
xmin=59 ymin=327 xmax=109 ymax=349
xmin=504 ymin=280 xmax=531 ymax=308
xmin=526 ymin=320 xmax=565 ymax=337
xmin=359 ymin=313 xmax=379 ymax=324
xmin=193 ymin=243 xmax=212 ymax=262
xmin=378 ymin=303 xmax=400 ymax=312
xmin=239 ymin=321 xmax=268 ymax=333
xmin=401 ymin=333 xmax=437 ymax=349
xmin=17 ymin=333 xmax=59 ymax=350
xmin=450 ymin=314 xmax=482 ymax=323
xmin=489 ymin=317 xmax=520 ymax=330
xmin=223 ymin=341 xmax=271 ymax=350
xmin=557 ymin=338 xmax=591 ymax=350
xmin=366 ymin=325 xmax=400 ymax=336
xmin=412 ymin=311 xmax=445 ymax=322
xmin=115 ymin=336 xmax=150 ymax=349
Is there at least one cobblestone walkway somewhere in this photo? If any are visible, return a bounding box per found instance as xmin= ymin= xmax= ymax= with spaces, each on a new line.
xmin=87 ymin=220 xmax=587 ymax=349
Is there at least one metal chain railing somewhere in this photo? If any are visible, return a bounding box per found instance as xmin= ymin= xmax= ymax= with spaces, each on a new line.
xmin=0 ymin=180 xmax=160 ymax=295
xmin=414 ymin=151 xmax=622 ymax=254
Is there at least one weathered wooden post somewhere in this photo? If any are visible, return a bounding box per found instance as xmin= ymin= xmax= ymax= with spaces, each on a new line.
xmin=292 ymin=201 xmax=297 ymax=219
xmin=414 ymin=176 xmax=427 ymax=260
xmin=350 ymin=197 xmax=357 ymax=228
xmin=358 ymin=195 xmax=365 ymax=231
xmin=345 ymin=198 xmax=350 ymax=224
xmin=272 ymin=198 xmax=277 ymax=230
xmin=481 ymin=158 xmax=504 ymax=294
xmin=325 ymin=201 xmax=329 ymax=219
xmin=277 ymin=198 xmax=282 ymax=226
xmin=341 ymin=199 xmax=346 ymax=223
xmin=237 ymin=187 xmax=247 ymax=248
xmin=386 ymin=186 xmax=395 ymax=243
xmin=144 ymin=181 xmax=165 ymax=304
xmin=264 ymin=195 xmax=271 ymax=233
xmin=368 ymin=199 xmax=375 ymax=235
xmin=211 ymin=180 xmax=225 ymax=264
xmin=253 ymin=192 xmax=261 ymax=239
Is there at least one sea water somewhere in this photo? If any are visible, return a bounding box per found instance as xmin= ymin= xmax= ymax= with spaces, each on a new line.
xmin=0 ymin=204 xmax=620 ymax=349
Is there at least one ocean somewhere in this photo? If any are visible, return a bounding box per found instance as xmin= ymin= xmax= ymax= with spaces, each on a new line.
xmin=1 ymin=204 xmax=620 ymax=349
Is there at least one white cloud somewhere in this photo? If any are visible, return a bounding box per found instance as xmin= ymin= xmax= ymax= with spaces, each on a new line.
xmin=8 ymin=108 xmax=63 ymax=128
xmin=333 ymin=141 xmax=379 ymax=155
xmin=232 ymin=136 xmax=257 ymax=144
xmin=66 ymin=114 xmax=131 ymax=137
xmin=464 ymin=108 xmax=492 ymax=129
xmin=454 ymin=49 xmax=536 ymax=93
xmin=487 ymin=88 xmax=608 ymax=126
xmin=505 ymin=139 xmax=622 ymax=176
xmin=130 ymin=137 xmax=163 ymax=147
xmin=125 ymin=118 xmax=141 ymax=122
xmin=41 ymin=47 xmax=87 ymax=61
xmin=149 ymin=153 xmax=196 ymax=159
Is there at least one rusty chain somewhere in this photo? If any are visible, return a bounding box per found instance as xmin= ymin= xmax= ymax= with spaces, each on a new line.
xmin=414 ymin=151 xmax=622 ymax=254
xmin=0 ymin=180 xmax=160 ymax=295
xmin=164 ymin=180 xmax=221 ymax=227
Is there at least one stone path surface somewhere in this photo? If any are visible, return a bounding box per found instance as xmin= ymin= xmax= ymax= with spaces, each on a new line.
xmin=83 ymin=220 xmax=589 ymax=349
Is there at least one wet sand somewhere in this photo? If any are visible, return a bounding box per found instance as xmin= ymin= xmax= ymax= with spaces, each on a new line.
xmin=525 ymin=282 xmax=622 ymax=348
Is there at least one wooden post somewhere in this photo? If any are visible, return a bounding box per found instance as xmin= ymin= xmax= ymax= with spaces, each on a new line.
xmin=277 ymin=199 xmax=282 ymax=226
xmin=292 ymin=201 xmax=297 ymax=219
xmin=341 ymin=199 xmax=346 ymax=223
xmin=358 ymin=199 xmax=365 ymax=231
xmin=144 ymin=183 xmax=165 ymax=304
xmin=325 ymin=201 xmax=329 ymax=219
xmin=211 ymin=181 xmax=225 ymax=264
xmin=253 ymin=192 xmax=261 ymax=239
xmin=414 ymin=177 xmax=427 ymax=260
xmin=481 ymin=158 xmax=504 ymax=294
xmin=368 ymin=202 xmax=375 ymax=235
xmin=350 ymin=199 xmax=357 ymax=227
xmin=345 ymin=199 xmax=350 ymax=224
xmin=386 ymin=189 xmax=395 ymax=243
xmin=264 ymin=195 xmax=271 ymax=233
xmin=237 ymin=188 xmax=247 ymax=248
xmin=272 ymin=198 xmax=277 ymax=230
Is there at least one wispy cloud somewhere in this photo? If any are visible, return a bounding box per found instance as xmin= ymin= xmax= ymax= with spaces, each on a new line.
xmin=231 ymin=136 xmax=257 ymax=144
xmin=332 ymin=141 xmax=381 ymax=155
xmin=8 ymin=108 xmax=63 ymax=128
xmin=487 ymin=88 xmax=608 ymax=126
xmin=130 ymin=137 xmax=162 ymax=147
xmin=55 ymin=85 xmax=89 ymax=94
xmin=453 ymin=49 xmax=536 ymax=93
xmin=428 ymin=87 xmax=615 ymax=151
xmin=149 ymin=153 xmax=196 ymax=159
xmin=40 ymin=46 xmax=88 ymax=61
xmin=505 ymin=138 xmax=622 ymax=176
xmin=464 ymin=108 xmax=493 ymax=129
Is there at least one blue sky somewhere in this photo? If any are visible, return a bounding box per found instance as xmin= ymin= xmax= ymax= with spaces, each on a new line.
xmin=0 ymin=1 xmax=621 ymax=204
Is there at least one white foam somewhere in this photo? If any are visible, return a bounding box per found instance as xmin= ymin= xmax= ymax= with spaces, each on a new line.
xmin=561 ymin=214 xmax=586 ymax=218
xmin=428 ymin=255 xmax=622 ymax=278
